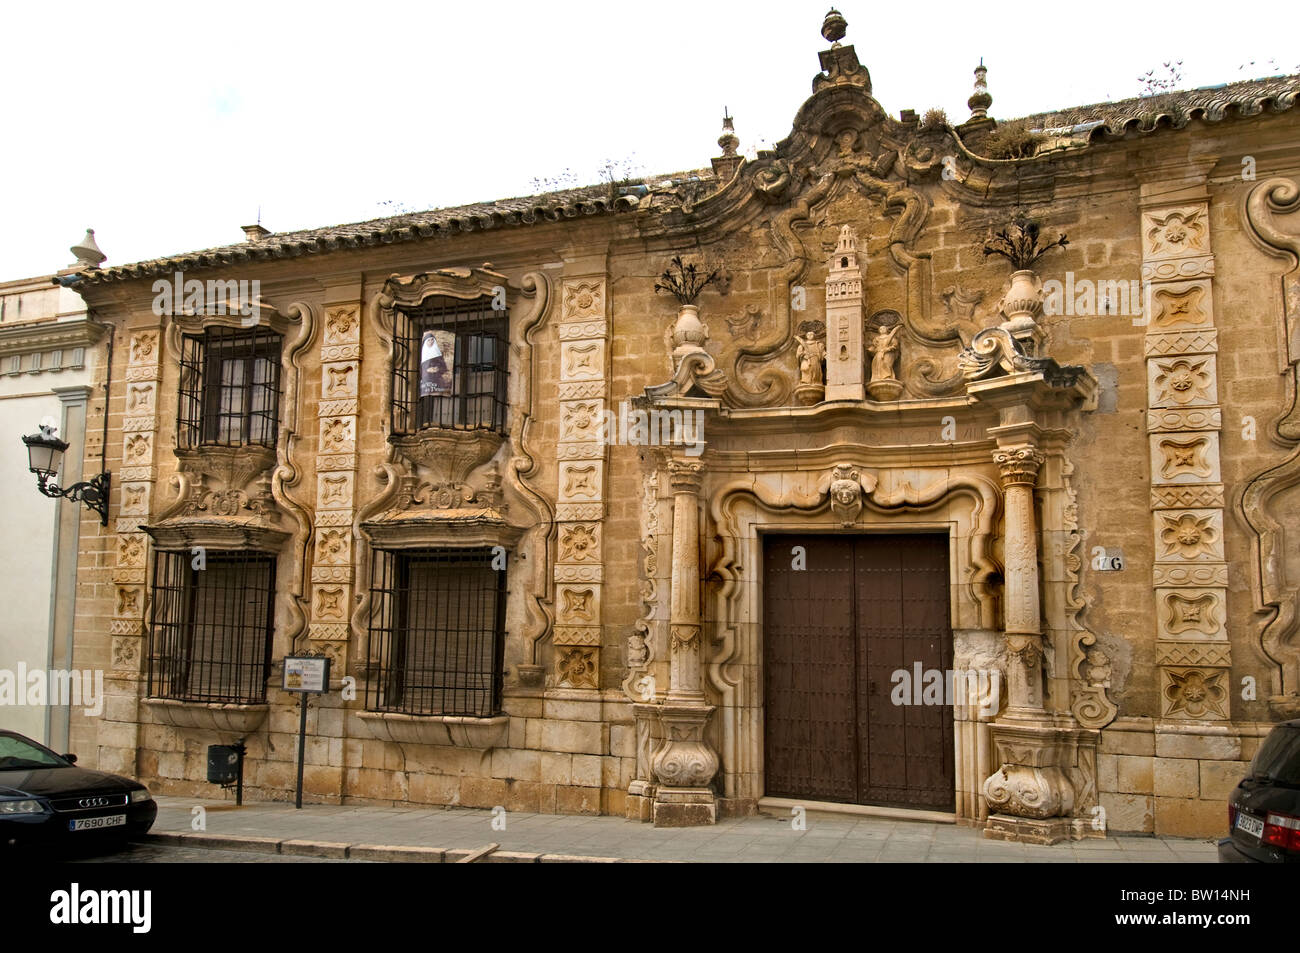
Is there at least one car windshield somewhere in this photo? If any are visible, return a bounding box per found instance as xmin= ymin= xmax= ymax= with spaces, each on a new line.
xmin=1252 ymin=725 xmax=1300 ymax=785
xmin=0 ymin=735 xmax=68 ymax=770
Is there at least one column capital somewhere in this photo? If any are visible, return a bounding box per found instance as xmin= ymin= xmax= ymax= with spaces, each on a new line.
xmin=994 ymin=446 xmax=1044 ymax=487
xmin=666 ymin=457 xmax=705 ymax=492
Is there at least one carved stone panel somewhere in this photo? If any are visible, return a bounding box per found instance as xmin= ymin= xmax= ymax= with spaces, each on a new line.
xmin=1154 ymin=509 xmax=1224 ymax=562
xmin=559 ymin=462 xmax=604 ymax=503
xmin=1144 ymin=279 xmax=1214 ymax=330
xmin=561 ymin=340 xmax=605 ymax=381
xmin=1148 ymin=356 xmax=1217 ymax=408
xmin=1155 ymin=588 xmax=1226 ymax=639
xmin=1150 ymin=432 xmax=1221 ymax=484
xmin=1160 ymin=667 xmax=1228 ymax=720
xmin=1142 ymin=206 xmax=1211 ymax=260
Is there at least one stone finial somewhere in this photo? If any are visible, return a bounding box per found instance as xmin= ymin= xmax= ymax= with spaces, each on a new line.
xmin=242 ymin=223 xmax=272 ymax=243
xmin=70 ymin=228 xmax=106 ymax=269
xmin=968 ymin=58 xmax=993 ymax=120
xmin=717 ymin=109 xmax=738 ymax=157
xmin=821 ymin=8 xmax=847 ymax=46
xmin=711 ymin=109 xmax=744 ymax=182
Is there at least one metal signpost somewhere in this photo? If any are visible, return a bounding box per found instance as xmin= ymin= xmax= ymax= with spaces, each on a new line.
xmin=282 ymin=655 xmax=331 ymax=810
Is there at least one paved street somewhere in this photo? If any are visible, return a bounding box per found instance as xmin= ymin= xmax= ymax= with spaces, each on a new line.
xmin=99 ymin=796 xmax=1221 ymax=863
xmin=70 ymin=842 xmax=355 ymax=863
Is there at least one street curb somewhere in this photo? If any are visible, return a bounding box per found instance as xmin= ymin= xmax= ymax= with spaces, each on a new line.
xmin=141 ymin=831 xmax=651 ymax=863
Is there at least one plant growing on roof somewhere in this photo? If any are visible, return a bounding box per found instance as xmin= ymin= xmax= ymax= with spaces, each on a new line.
xmin=654 ymin=255 xmax=721 ymax=305
xmin=919 ymin=107 xmax=948 ymax=132
xmin=975 ymin=119 xmax=1046 ymax=160
xmin=982 ymin=216 xmax=1069 ymax=270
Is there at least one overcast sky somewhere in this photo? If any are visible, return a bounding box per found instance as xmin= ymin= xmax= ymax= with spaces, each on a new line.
xmin=2 ymin=0 xmax=1296 ymax=281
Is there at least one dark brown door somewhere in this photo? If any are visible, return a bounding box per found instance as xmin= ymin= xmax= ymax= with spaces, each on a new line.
xmin=763 ymin=533 xmax=954 ymax=811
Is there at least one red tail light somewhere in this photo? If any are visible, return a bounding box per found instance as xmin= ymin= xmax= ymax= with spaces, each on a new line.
xmin=1261 ymin=811 xmax=1300 ymax=851
xmin=1228 ymin=803 xmax=1238 ymax=829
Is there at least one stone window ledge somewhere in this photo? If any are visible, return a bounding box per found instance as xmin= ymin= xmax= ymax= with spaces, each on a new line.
xmin=142 ymin=698 xmax=269 ymax=734
xmin=356 ymin=711 xmax=509 ymax=749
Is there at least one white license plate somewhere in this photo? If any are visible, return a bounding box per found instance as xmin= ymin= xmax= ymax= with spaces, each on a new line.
xmin=69 ymin=814 xmax=126 ymax=832
xmin=1235 ymin=812 xmax=1264 ymax=839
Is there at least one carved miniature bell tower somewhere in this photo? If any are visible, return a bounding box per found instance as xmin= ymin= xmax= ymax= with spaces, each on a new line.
xmin=824 ymin=224 xmax=866 ymax=401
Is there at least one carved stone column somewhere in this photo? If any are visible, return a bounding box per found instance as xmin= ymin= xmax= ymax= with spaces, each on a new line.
xmin=983 ymin=444 xmax=1076 ymax=842
xmin=996 ymin=446 xmax=1045 ymax=714
xmin=652 ymin=455 xmax=718 ymax=826
xmin=667 ymin=458 xmax=705 ymax=704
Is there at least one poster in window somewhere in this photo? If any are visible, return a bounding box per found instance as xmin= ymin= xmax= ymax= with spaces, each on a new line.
xmin=419 ymin=330 xmax=455 ymax=397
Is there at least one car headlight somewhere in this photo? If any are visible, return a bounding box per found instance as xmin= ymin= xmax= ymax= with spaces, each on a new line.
xmin=129 ymin=789 xmax=152 ymax=804
xmin=0 ymin=799 xmax=45 ymax=815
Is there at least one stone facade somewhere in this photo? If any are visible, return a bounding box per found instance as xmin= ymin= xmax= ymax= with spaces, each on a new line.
xmin=63 ymin=14 xmax=1300 ymax=840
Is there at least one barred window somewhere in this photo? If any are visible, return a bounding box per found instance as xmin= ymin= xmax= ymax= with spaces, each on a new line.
xmin=366 ymin=548 xmax=506 ymax=717
xmin=147 ymin=551 xmax=276 ymax=703
xmin=391 ymin=295 xmax=508 ymax=436
xmin=178 ymin=326 xmax=282 ymax=449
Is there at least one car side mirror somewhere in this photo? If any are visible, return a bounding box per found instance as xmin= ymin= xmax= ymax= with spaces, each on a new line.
xmin=61 ymin=753 xmax=77 ymax=764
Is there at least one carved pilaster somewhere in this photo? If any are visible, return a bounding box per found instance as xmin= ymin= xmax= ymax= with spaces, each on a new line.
xmin=1140 ymin=185 xmax=1232 ymax=720
xmin=306 ymin=303 xmax=360 ymax=673
xmin=552 ymin=275 xmax=609 ymax=689
xmin=111 ymin=328 xmax=162 ymax=659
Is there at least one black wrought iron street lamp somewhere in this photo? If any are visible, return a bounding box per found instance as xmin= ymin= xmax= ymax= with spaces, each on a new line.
xmin=21 ymin=423 xmax=110 ymax=526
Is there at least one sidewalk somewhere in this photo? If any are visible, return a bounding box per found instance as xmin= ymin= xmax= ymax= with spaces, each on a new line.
xmin=146 ymin=797 xmax=1219 ymax=863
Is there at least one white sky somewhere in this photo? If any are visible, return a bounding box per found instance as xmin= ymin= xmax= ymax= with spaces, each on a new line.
xmin=2 ymin=0 xmax=1296 ymax=280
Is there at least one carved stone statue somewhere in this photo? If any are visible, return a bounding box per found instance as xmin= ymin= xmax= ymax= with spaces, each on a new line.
xmin=868 ymin=324 xmax=900 ymax=381
xmin=792 ymin=328 xmax=827 ymax=406
xmin=866 ymin=323 xmax=904 ymax=401
xmin=797 ymin=331 xmax=826 ymax=385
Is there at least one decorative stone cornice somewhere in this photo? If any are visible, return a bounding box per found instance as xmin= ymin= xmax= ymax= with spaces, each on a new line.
xmin=0 ymin=318 xmax=105 ymax=357
xmin=378 ymin=266 xmax=508 ymax=313
xmin=140 ymin=520 xmax=291 ymax=553
xmin=360 ymin=512 xmax=525 ymax=550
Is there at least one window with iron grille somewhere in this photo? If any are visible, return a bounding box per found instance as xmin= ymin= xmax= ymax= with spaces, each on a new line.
xmin=366 ymin=547 xmax=506 ymax=717
xmin=147 ymin=550 xmax=277 ymax=703
xmin=177 ymin=326 xmax=282 ymax=449
xmin=390 ymin=295 xmax=508 ymax=435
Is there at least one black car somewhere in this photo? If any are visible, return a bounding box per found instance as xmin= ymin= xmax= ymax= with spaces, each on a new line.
xmin=1219 ymin=718 xmax=1300 ymax=863
xmin=0 ymin=730 xmax=157 ymax=851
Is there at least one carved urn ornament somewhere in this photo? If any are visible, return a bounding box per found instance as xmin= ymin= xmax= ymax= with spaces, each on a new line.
xmin=982 ymin=216 xmax=1069 ymax=354
xmin=655 ymin=255 xmax=721 ymax=372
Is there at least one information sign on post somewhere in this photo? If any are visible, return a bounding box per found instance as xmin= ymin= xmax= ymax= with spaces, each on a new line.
xmin=282 ymin=655 xmax=331 ymax=809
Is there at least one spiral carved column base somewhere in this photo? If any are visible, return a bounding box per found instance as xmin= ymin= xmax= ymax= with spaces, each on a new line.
xmin=981 ymin=720 xmax=1079 ymax=844
xmin=651 ymin=704 xmax=719 ymax=827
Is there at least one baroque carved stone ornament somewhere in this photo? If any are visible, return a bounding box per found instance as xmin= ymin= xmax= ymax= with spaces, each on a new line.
xmin=994 ymin=447 xmax=1044 ymax=487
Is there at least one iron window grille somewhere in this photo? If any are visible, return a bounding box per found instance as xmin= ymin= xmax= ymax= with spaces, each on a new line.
xmin=366 ymin=547 xmax=507 ymax=717
xmin=177 ymin=326 xmax=282 ymax=449
xmin=390 ymin=295 xmax=508 ymax=436
xmin=147 ymin=550 xmax=277 ymax=704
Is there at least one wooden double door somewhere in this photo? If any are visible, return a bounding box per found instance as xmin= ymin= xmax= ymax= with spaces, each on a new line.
xmin=763 ymin=533 xmax=955 ymax=811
